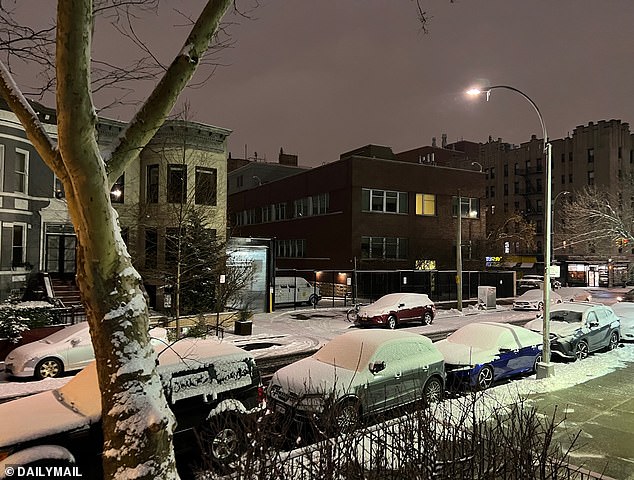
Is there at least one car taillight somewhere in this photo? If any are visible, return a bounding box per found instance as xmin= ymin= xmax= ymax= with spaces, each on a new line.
xmin=257 ymin=385 xmax=266 ymax=404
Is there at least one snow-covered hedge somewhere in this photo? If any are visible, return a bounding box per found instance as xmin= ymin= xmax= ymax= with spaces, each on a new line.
xmin=0 ymin=301 xmax=63 ymax=343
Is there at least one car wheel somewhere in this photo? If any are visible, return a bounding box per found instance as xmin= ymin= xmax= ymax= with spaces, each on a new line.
xmin=532 ymin=354 xmax=543 ymax=373
xmin=198 ymin=415 xmax=245 ymax=466
xmin=387 ymin=315 xmax=398 ymax=329
xmin=476 ymin=365 xmax=494 ymax=390
xmin=422 ymin=311 xmax=433 ymax=326
xmin=35 ymin=358 xmax=63 ymax=379
xmin=333 ymin=399 xmax=360 ymax=432
xmin=308 ymin=294 xmax=319 ymax=306
xmin=575 ymin=340 xmax=589 ymax=361
xmin=606 ymin=331 xmax=619 ymax=351
xmin=422 ymin=377 xmax=443 ymax=404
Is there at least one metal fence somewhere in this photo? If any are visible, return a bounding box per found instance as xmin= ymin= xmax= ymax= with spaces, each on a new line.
xmin=275 ymin=268 xmax=516 ymax=304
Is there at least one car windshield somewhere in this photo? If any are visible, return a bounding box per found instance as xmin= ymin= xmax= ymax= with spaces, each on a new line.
xmin=42 ymin=323 xmax=87 ymax=344
xmin=447 ymin=324 xmax=501 ymax=350
xmin=550 ymin=311 xmax=582 ymax=323
xmin=370 ymin=294 xmax=402 ymax=308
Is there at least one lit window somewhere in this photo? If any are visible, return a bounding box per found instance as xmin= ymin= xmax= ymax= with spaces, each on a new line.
xmin=415 ymin=194 xmax=435 ymax=216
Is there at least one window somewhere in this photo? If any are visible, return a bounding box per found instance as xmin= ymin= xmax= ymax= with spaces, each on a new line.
xmin=146 ymin=165 xmax=159 ymax=203
xmin=504 ymin=241 xmax=510 ymax=254
xmin=536 ymin=199 xmax=543 ymax=213
xmin=167 ymin=164 xmax=187 ymax=203
xmin=536 ymin=178 xmax=542 ymax=192
xmin=536 ymin=158 xmax=542 ymax=172
xmin=415 ymin=194 xmax=435 ymax=216
xmin=503 ymin=164 xmax=508 ymax=177
xmin=587 ymin=171 xmax=595 ymax=185
xmin=145 ymin=228 xmax=158 ymax=269
xmin=15 ymin=148 xmax=28 ymax=194
xmin=237 ymin=175 xmax=243 ymax=188
xmin=277 ymin=239 xmax=306 ymax=258
xmin=361 ymin=236 xmax=408 ymax=259
xmin=490 ymin=186 xmax=495 ymax=198
xmin=12 ymin=224 xmax=26 ymax=267
xmin=262 ymin=205 xmax=274 ymax=223
xmin=294 ymin=193 xmax=329 ymax=218
xmin=561 ymin=174 xmax=565 ymax=185
xmin=587 ymin=148 xmax=595 ymax=163
xmin=110 ymin=174 xmax=125 ymax=203
xmin=514 ymin=163 xmax=519 ymax=174
xmin=452 ymin=197 xmax=480 ymax=218
xmin=514 ymin=181 xmax=519 ymax=194
xmin=569 ymin=152 xmax=573 ymax=162
xmin=362 ymin=189 xmax=408 ymax=214
xmin=275 ymin=203 xmax=287 ymax=220
xmin=561 ymin=153 xmax=565 ymax=163
xmin=490 ymin=167 xmax=496 ymax=179
xmin=195 ymin=167 xmax=217 ymax=205
xmin=491 ymin=205 xmax=496 ymax=215
xmin=569 ymin=173 xmax=573 ymax=183
xmin=503 ymin=184 xmax=508 ymax=196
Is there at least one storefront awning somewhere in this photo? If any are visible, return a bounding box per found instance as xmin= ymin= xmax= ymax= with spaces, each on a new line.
xmin=520 ymin=262 xmax=534 ymax=268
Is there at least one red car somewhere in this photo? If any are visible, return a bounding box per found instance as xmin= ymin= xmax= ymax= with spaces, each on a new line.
xmin=355 ymin=293 xmax=436 ymax=329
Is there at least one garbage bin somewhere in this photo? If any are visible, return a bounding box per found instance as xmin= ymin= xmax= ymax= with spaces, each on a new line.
xmin=477 ymin=286 xmax=496 ymax=309
xmin=234 ymin=320 xmax=253 ymax=336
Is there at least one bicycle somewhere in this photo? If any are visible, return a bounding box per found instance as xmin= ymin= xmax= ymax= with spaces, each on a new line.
xmin=346 ymin=303 xmax=367 ymax=322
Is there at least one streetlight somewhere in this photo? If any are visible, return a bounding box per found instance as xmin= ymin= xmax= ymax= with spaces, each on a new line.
xmin=552 ymin=191 xmax=570 ymax=266
xmin=467 ymin=85 xmax=554 ymax=379
xmin=471 ymin=161 xmax=483 ymax=172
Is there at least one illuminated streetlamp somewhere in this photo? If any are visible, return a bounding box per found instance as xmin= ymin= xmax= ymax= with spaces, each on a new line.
xmin=467 ymin=85 xmax=554 ymax=379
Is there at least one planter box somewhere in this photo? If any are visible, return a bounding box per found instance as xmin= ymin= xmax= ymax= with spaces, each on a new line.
xmin=234 ymin=320 xmax=253 ymax=336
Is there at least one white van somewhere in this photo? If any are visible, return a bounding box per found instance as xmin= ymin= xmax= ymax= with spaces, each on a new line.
xmin=274 ymin=277 xmax=321 ymax=306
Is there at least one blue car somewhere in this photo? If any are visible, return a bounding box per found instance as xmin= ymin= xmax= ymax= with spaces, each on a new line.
xmin=435 ymin=322 xmax=543 ymax=389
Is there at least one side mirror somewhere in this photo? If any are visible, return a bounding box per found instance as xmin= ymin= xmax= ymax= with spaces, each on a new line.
xmin=589 ymin=321 xmax=599 ymax=328
xmin=499 ymin=347 xmax=512 ymax=353
xmin=369 ymin=361 xmax=386 ymax=374
xmin=398 ymin=303 xmax=405 ymax=308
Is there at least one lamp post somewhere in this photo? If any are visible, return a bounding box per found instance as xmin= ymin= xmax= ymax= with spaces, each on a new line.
xmin=467 ymin=85 xmax=554 ymax=378
xmin=552 ymin=191 xmax=570 ymax=266
xmin=457 ymin=190 xmax=463 ymax=312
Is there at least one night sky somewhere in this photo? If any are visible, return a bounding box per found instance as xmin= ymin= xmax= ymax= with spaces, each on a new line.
xmin=13 ymin=1 xmax=634 ymax=167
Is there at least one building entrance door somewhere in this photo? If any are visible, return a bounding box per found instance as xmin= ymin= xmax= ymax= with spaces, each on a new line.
xmin=45 ymin=224 xmax=77 ymax=278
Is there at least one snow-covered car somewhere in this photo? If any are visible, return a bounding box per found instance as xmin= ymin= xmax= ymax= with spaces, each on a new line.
xmin=435 ymin=322 xmax=543 ymax=390
xmin=512 ymin=289 xmax=562 ymax=310
xmin=557 ymin=287 xmax=592 ymax=303
xmin=267 ymin=330 xmax=445 ymax=431
xmin=0 ymin=337 xmax=265 ymax=476
xmin=604 ymin=302 xmax=634 ymax=342
xmin=524 ymin=302 xmax=621 ymax=360
xmin=4 ymin=323 xmax=168 ymax=379
xmin=355 ymin=293 xmax=436 ymax=329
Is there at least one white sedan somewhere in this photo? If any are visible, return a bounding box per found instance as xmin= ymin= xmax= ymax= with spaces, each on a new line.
xmin=609 ymin=302 xmax=634 ymax=342
xmin=513 ymin=289 xmax=562 ymax=310
xmin=4 ymin=323 xmax=168 ymax=379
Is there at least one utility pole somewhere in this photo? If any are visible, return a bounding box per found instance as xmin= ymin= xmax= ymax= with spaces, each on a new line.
xmin=457 ymin=190 xmax=463 ymax=311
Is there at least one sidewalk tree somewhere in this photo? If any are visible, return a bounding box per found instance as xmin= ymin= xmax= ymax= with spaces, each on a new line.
xmin=0 ymin=1 xmax=233 ymax=478
xmin=486 ymin=212 xmax=537 ymax=255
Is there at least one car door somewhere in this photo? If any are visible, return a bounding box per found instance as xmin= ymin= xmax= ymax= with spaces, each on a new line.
xmin=365 ymin=344 xmax=404 ymax=413
xmin=64 ymin=329 xmax=95 ymax=370
xmin=491 ymin=330 xmax=518 ymax=379
xmin=396 ymin=295 xmax=415 ymax=323
xmin=587 ymin=308 xmax=611 ymax=352
xmin=394 ymin=341 xmax=429 ymax=405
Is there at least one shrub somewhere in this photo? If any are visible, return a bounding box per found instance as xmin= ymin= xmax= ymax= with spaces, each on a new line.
xmin=0 ymin=301 xmax=63 ymax=342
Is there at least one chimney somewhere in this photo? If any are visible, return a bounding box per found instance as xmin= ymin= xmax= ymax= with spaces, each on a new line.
xmin=432 ymin=137 xmax=437 ymax=147
xmin=441 ymin=133 xmax=447 ymax=148
xmin=278 ymin=147 xmax=298 ymax=166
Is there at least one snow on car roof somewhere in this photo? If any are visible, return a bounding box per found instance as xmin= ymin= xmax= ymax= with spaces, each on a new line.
xmin=312 ymin=329 xmax=430 ymax=371
xmin=447 ymin=322 xmax=540 ymax=350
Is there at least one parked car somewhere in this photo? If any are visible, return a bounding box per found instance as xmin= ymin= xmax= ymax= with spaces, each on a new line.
xmin=513 ymin=289 xmax=562 ymax=310
xmin=4 ymin=323 xmax=168 ymax=379
xmin=524 ymin=302 xmax=621 ymax=360
xmin=557 ymin=287 xmax=592 ymax=302
xmin=435 ymin=322 xmax=543 ymax=390
xmin=274 ymin=276 xmax=321 ymax=306
xmin=0 ymin=337 xmax=265 ymax=476
xmin=267 ymin=330 xmax=445 ymax=431
xmin=355 ymin=293 xmax=436 ymax=329
xmin=603 ymin=301 xmax=634 ymax=342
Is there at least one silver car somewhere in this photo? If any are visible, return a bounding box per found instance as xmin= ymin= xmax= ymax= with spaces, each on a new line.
xmin=4 ymin=323 xmax=168 ymax=379
xmin=267 ymin=329 xmax=445 ymax=430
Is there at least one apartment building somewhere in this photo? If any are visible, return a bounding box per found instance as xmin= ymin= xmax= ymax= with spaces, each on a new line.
xmin=480 ymin=119 xmax=634 ymax=286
